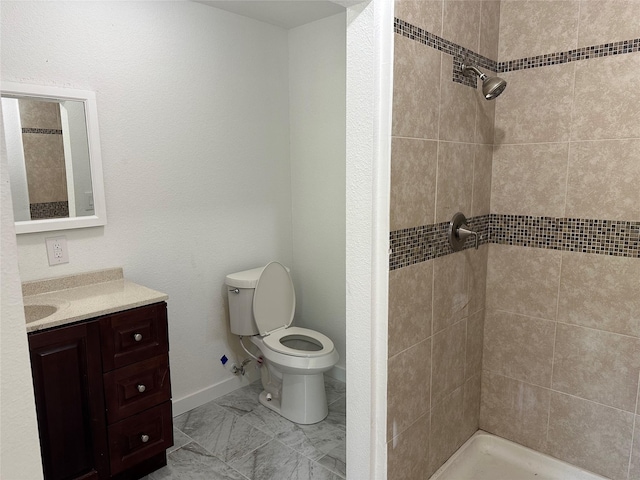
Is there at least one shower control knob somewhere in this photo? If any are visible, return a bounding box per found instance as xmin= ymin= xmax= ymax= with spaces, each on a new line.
xmin=133 ymin=333 xmax=143 ymax=342
xmin=140 ymin=434 xmax=149 ymax=443
xmin=137 ymin=384 xmax=146 ymax=393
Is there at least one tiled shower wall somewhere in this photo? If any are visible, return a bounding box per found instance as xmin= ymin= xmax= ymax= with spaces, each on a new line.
xmin=388 ymin=1 xmax=640 ymax=479
xmin=387 ymin=1 xmax=499 ymax=478
xmin=481 ymin=2 xmax=640 ymax=480
xmin=19 ymin=98 xmax=69 ymax=219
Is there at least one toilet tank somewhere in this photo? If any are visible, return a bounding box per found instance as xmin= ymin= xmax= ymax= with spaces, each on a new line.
xmin=225 ymin=267 xmax=264 ymax=336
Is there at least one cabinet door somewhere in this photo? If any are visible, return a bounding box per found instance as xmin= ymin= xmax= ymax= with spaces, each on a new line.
xmin=29 ymin=322 xmax=108 ymax=480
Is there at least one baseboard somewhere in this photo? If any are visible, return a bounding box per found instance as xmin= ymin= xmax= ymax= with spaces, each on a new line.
xmin=173 ymin=365 xmax=346 ymax=417
xmin=172 ymin=375 xmax=252 ymax=417
xmin=326 ymin=364 xmax=346 ymax=383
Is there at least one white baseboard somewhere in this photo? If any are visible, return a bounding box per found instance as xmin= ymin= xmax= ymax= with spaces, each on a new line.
xmin=172 ymin=375 xmax=252 ymax=417
xmin=326 ymin=364 xmax=346 ymax=383
xmin=172 ymin=365 xmax=346 ymax=417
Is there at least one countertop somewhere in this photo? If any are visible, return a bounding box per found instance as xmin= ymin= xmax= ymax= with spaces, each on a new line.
xmin=23 ymin=268 xmax=168 ymax=333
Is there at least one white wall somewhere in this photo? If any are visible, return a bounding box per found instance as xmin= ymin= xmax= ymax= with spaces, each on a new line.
xmin=0 ymin=108 xmax=44 ymax=480
xmin=63 ymin=100 xmax=93 ymax=216
xmin=1 ymin=1 xmax=293 ymax=409
xmin=289 ymin=12 xmax=346 ymax=377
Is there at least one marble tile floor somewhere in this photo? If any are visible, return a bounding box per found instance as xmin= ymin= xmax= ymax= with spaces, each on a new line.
xmin=144 ymin=376 xmax=346 ymax=480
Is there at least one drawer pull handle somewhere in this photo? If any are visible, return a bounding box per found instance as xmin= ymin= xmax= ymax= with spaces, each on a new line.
xmin=137 ymin=384 xmax=146 ymax=393
xmin=141 ymin=434 xmax=150 ymax=443
xmin=133 ymin=333 xmax=143 ymax=342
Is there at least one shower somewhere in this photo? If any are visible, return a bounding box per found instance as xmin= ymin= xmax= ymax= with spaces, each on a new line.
xmin=461 ymin=63 xmax=507 ymax=100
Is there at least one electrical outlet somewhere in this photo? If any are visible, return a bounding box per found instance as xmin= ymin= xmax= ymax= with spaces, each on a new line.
xmin=45 ymin=236 xmax=69 ymax=266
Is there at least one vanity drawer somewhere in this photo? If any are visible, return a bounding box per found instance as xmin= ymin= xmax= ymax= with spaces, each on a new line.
xmin=100 ymin=303 xmax=168 ymax=371
xmin=108 ymin=401 xmax=173 ymax=475
xmin=104 ymin=354 xmax=171 ymax=424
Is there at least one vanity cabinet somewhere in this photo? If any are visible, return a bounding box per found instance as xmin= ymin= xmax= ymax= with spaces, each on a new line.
xmin=28 ymin=302 xmax=173 ymax=480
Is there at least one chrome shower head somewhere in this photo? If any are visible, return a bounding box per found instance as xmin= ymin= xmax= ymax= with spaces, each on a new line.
xmin=462 ymin=63 xmax=507 ymax=100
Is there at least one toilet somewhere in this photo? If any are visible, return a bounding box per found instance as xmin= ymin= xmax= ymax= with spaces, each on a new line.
xmin=225 ymin=261 xmax=339 ymax=424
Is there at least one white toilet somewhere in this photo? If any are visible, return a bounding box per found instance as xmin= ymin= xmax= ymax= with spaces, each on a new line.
xmin=225 ymin=261 xmax=339 ymax=424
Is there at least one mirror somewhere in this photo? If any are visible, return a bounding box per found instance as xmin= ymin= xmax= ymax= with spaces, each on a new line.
xmin=1 ymin=82 xmax=106 ymax=234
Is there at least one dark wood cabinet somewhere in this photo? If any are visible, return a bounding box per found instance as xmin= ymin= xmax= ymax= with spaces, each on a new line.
xmin=28 ymin=302 xmax=172 ymax=480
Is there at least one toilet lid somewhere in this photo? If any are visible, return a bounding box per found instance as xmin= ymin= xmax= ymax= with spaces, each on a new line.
xmin=253 ymin=261 xmax=295 ymax=335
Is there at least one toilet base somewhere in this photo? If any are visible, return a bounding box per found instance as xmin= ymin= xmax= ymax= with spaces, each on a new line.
xmin=258 ymin=371 xmax=329 ymax=424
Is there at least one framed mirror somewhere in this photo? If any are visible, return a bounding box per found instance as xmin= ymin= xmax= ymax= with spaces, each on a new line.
xmin=1 ymin=82 xmax=106 ymax=234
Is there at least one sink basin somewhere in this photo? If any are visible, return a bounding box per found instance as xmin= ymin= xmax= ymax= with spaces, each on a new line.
xmin=24 ymin=304 xmax=58 ymax=323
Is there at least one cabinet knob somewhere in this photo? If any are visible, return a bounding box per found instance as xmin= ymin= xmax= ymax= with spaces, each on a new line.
xmin=137 ymin=384 xmax=146 ymax=393
xmin=133 ymin=333 xmax=143 ymax=342
xmin=141 ymin=434 xmax=149 ymax=443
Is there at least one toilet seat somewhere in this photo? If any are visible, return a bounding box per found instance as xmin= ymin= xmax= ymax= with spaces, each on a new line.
xmin=262 ymin=326 xmax=335 ymax=358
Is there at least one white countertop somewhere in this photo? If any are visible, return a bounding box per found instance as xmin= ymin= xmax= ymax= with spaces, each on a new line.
xmin=23 ymin=268 xmax=168 ymax=333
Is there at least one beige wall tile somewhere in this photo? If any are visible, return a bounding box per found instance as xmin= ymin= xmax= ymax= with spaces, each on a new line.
xmin=387 ymin=414 xmax=430 ymax=480
xmin=479 ymin=1 xmax=500 ymax=61
xmin=631 ymin=416 xmax=640 ymax=480
xmin=462 ymin=374 xmax=481 ymax=440
xmin=578 ymin=1 xmax=640 ymax=48
xmin=558 ymin=252 xmax=640 ymax=338
xmin=433 ymin=251 xmax=469 ymax=333
xmin=26 ymin=166 xmax=68 ymax=204
xmin=22 ymin=133 xmax=66 ymax=170
xmin=483 ymin=309 xmax=555 ymax=387
xmin=494 ymin=63 xmax=574 ymax=144
xmin=390 ymin=137 xmax=438 ymax=230
xmin=486 ymin=244 xmax=562 ymax=320
xmin=465 ymin=310 xmax=484 ymax=380
xmin=18 ymin=99 xmax=62 ymax=130
xmin=498 ymin=0 xmax=579 ymax=61
xmin=388 ymin=339 xmax=432 ymax=440
xmin=432 ymin=320 xmax=466 ymax=404
xmin=572 ymin=54 xmax=640 ymax=141
xmin=392 ymin=34 xmax=442 ymax=139
xmin=439 ymin=55 xmax=478 ymax=143
xmin=547 ymin=392 xmax=635 ymax=480
xmin=566 ymin=139 xmax=640 ymax=222
xmin=491 ymin=142 xmax=569 ymax=217
xmin=552 ymin=323 xmax=640 ymax=413
xmin=394 ymin=0 xmax=444 ymax=36
xmin=471 ymin=145 xmax=492 ymax=217
xmin=388 ymin=261 xmax=434 ymax=357
xmin=480 ymin=371 xmax=550 ymax=451
xmin=435 ymin=141 xmax=474 ymax=223
xmin=443 ymin=0 xmax=480 ymax=52
xmin=429 ymin=386 xmax=465 ymax=474
xmin=465 ymin=244 xmax=487 ymax=316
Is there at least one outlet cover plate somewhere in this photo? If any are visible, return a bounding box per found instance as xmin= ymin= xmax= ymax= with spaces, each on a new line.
xmin=45 ymin=236 xmax=69 ymax=266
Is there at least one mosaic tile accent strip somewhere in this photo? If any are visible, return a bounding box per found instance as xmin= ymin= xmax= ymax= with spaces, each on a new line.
xmin=395 ymin=17 xmax=640 ymax=84
xmin=491 ymin=215 xmax=640 ymax=257
xmin=498 ymin=38 xmax=640 ymax=73
xmin=389 ymin=215 xmax=491 ymax=270
xmin=389 ymin=215 xmax=640 ymax=270
xmin=394 ymin=18 xmax=497 ymax=88
xmin=22 ymin=128 xmax=63 ymax=135
xmin=30 ymin=201 xmax=69 ymax=219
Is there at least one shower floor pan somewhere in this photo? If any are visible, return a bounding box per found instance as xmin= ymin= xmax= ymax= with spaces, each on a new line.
xmin=430 ymin=431 xmax=609 ymax=480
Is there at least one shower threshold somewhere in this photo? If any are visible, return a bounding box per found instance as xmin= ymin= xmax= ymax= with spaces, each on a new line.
xmin=430 ymin=431 xmax=609 ymax=480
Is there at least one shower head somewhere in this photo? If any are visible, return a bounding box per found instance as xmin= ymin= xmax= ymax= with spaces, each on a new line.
xmin=462 ymin=63 xmax=507 ymax=100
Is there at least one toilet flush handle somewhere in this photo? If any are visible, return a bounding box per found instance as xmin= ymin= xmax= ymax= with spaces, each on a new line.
xmin=230 ymin=288 xmax=239 ymax=294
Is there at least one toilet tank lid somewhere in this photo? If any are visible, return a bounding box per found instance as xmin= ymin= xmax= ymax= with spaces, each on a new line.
xmin=225 ymin=264 xmax=290 ymax=289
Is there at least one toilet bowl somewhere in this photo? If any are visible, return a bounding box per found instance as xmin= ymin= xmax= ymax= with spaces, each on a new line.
xmin=225 ymin=261 xmax=339 ymax=424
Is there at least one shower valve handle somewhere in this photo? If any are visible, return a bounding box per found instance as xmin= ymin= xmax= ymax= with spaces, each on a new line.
xmin=457 ymin=227 xmax=479 ymax=250
xmin=449 ymin=212 xmax=479 ymax=251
